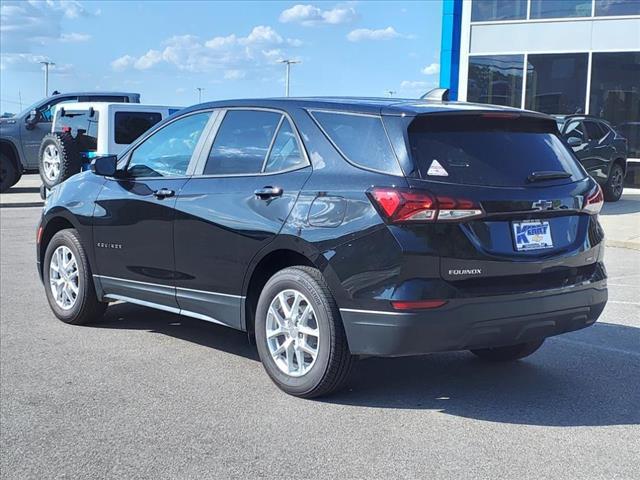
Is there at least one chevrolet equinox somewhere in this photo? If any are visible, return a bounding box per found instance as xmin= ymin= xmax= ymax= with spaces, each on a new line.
xmin=37 ymin=97 xmax=608 ymax=398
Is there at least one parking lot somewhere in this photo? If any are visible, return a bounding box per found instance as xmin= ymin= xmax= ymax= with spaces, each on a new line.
xmin=1 ymin=181 xmax=639 ymax=479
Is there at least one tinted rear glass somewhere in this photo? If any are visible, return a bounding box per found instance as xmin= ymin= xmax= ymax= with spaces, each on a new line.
xmin=54 ymin=110 xmax=99 ymax=152
xmin=115 ymin=111 xmax=162 ymax=144
xmin=311 ymin=111 xmax=402 ymax=175
xmin=408 ymin=115 xmax=585 ymax=187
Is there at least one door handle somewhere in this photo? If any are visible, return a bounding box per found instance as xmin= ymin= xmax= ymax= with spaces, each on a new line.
xmin=254 ymin=186 xmax=283 ymax=199
xmin=153 ymin=188 xmax=175 ymax=199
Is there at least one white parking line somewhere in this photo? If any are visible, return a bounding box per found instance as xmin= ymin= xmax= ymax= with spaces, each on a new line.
xmin=553 ymin=337 xmax=640 ymax=357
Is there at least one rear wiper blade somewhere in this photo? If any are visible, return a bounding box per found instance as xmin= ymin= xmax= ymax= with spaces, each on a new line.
xmin=527 ymin=171 xmax=572 ymax=183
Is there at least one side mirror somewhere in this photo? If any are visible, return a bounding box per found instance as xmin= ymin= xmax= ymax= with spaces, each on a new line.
xmin=567 ymin=137 xmax=582 ymax=147
xmin=25 ymin=110 xmax=39 ymax=129
xmin=91 ymin=155 xmax=118 ymax=177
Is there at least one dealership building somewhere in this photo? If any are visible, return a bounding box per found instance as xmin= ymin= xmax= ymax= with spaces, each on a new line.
xmin=440 ymin=0 xmax=640 ymax=185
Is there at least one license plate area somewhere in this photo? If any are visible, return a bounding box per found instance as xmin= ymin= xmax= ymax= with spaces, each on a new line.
xmin=512 ymin=220 xmax=553 ymax=251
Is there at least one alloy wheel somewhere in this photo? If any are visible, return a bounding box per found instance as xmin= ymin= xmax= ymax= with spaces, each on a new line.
xmin=611 ymin=168 xmax=624 ymax=198
xmin=43 ymin=144 xmax=61 ymax=182
xmin=266 ymin=289 xmax=320 ymax=377
xmin=49 ymin=245 xmax=79 ymax=310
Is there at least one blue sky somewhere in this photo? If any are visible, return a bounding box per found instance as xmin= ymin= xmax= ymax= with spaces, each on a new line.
xmin=0 ymin=1 xmax=442 ymax=113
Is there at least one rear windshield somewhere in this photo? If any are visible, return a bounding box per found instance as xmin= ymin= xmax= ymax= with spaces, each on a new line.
xmin=408 ymin=115 xmax=585 ymax=187
xmin=54 ymin=110 xmax=99 ymax=152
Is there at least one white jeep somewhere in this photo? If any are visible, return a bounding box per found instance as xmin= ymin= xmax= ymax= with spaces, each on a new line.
xmin=39 ymin=102 xmax=181 ymax=188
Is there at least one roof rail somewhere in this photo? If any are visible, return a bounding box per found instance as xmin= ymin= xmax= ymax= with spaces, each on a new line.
xmin=420 ymin=88 xmax=450 ymax=102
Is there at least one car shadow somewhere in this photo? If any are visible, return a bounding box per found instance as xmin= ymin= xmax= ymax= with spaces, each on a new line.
xmin=91 ymin=303 xmax=639 ymax=427
xmin=4 ymin=186 xmax=41 ymax=194
xmin=601 ymin=191 xmax=640 ymax=215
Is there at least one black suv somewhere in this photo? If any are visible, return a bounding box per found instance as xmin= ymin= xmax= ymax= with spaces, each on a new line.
xmin=556 ymin=115 xmax=628 ymax=201
xmin=37 ymin=97 xmax=608 ymax=398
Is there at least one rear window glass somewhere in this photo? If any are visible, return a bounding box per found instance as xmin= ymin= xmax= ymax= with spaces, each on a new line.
xmin=311 ymin=111 xmax=401 ymax=175
xmin=115 ymin=111 xmax=163 ymax=144
xmin=408 ymin=115 xmax=585 ymax=187
xmin=54 ymin=110 xmax=99 ymax=152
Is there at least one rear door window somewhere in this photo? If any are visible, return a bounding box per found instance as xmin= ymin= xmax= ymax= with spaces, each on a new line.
xmin=408 ymin=115 xmax=586 ymax=187
xmin=310 ymin=110 xmax=401 ymax=175
xmin=564 ymin=120 xmax=587 ymax=143
xmin=264 ymin=119 xmax=306 ymax=173
xmin=204 ymin=110 xmax=282 ymax=175
xmin=115 ymin=111 xmax=163 ymax=144
xmin=584 ymin=121 xmax=608 ymax=141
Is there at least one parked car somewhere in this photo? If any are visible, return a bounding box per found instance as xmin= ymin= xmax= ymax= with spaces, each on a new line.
xmin=37 ymin=97 xmax=607 ymax=398
xmin=0 ymin=91 xmax=140 ymax=192
xmin=39 ymin=102 xmax=181 ymax=188
xmin=556 ymin=115 xmax=628 ymax=201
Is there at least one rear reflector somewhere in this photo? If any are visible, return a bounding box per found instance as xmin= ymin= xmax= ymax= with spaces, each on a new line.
xmin=583 ymin=184 xmax=603 ymax=215
xmin=391 ymin=300 xmax=447 ymax=310
xmin=36 ymin=226 xmax=43 ymax=244
xmin=368 ymin=187 xmax=483 ymax=223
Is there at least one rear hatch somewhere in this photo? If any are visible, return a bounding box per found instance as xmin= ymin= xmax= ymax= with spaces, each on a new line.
xmin=401 ymin=112 xmax=604 ymax=291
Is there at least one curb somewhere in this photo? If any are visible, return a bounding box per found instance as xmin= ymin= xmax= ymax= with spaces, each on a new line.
xmin=606 ymin=240 xmax=640 ymax=251
xmin=0 ymin=202 xmax=44 ymax=209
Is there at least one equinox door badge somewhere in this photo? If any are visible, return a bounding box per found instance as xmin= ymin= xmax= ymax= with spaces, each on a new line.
xmin=427 ymin=159 xmax=448 ymax=176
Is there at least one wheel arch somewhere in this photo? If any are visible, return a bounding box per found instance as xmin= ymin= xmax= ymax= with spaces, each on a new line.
xmin=242 ymin=237 xmax=344 ymax=337
xmin=0 ymin=140 xmax=21 ymax=172
xmin=38 ymin=212 xmax=80 ymax=278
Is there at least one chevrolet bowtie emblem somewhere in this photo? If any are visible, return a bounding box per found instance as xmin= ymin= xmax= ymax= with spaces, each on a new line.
xmin=532 ymin=200 xmax=554 ymax=210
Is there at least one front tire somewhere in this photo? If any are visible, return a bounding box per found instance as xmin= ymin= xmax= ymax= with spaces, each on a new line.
xmin=470 ymin=339 xmax=544 ymax=362
xmin=603 ymin=163 xmax=624 ymax=202
xmin=43 ymin=229 xmax=107 ymax=325
xmin=39 ymin=133 xmax=80 ymax=189
xmin=255 ymin=266 xmax=354 ymax=398
xmin=0 ymin=153 xmax=20 ymax=193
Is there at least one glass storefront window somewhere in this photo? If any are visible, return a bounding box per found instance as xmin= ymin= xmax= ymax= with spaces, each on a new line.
xmin=595 ymin=0 xmax=640 ymax=16
xmin=471 ymin=0 xmax=527 ymax=21
xmin=530 ymin=0 xmax=592 ymax=18
xmin=467 ymin=55 xmax=524 ymax=107
xmin=525 ymin=53 xmax=588 ymax=115
xmin=590 ymin=52 xmax=640 ymax=157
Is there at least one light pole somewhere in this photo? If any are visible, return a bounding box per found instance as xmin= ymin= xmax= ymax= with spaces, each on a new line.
xmin=386 ymin=90 xmax=396 ymax=97
xmin=40 ymin=61 xmax=55 ymax=97
xmin=196 ymin=87 xmax=205 ymax=103
xmin=278 ymin=59 xmax=300 ymax=97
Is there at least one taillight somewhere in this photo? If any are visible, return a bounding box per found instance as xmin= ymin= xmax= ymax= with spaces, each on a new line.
xmin=583 ymin=184 xmax=603 ymax=215
xmin=368 ymin=187 xmax=483 ymax=223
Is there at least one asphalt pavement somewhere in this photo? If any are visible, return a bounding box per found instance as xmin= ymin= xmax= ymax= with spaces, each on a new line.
xmin=1 ymin=203 xmax=639 ymax=479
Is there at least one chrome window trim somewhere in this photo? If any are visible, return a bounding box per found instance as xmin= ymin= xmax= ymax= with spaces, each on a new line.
xmin=339 ymin=308 xmax=413 ymax=316
xmin=307 ymin=108 xmax=404 ymax=177
xmin=192 ymin=107 xmax=311 ymax=177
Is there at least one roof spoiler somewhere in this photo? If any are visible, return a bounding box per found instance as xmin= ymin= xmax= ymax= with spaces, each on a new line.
xmin=420 ymin=88 xmax=450 ymax=102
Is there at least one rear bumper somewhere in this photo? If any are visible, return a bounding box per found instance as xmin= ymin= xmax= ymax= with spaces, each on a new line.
xmin=340 ymin=281 xmax=607 ymax=356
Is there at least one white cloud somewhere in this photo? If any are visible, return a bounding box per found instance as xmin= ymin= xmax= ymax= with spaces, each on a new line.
xmin=59 ymin=32 xmax=91 ymax=42
xmin=279 ymin=4 xmax=357 ymax=26
xmin=421 ymin=62 xmax=440 ymax=75
xmin=134 ymin=49 xmax=162 ymax=70
xmin=399 ymin=79 xmax=437 ymax=97
xmin=347 ymin=26 xmax=403 ymax=42
xmin=111 ymin=26 xmax=300 ymax=75
xmin=224 ymin=69 xmax=246 ymax=80
xmin=400 ymin=80 xmax=430 ymax=89
xmin=110 ymin=54 xmax=135 ymax=71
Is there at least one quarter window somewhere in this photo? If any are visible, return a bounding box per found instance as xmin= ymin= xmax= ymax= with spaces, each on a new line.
xmin=127 ymin=112 xmax=210 ymax=178
xmin=264 ymin=119 xmax=305 ymax=173
xmin=204 ymin=110 xmax=282 ymax=175
xmin=584 ymin=121 xmax=607 ymax=141
xmin=564 ymin=121 xmax=587 ymax=143
xmin=311 ymin=111 xmax=401 ymax=175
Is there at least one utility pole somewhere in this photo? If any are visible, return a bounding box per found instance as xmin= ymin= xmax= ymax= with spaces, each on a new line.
xmin=278 ymin=59 xmax=301 ymax=97
xmin=40 ymin=61 xmax=55 ymax=97
xmin=196 ymin=87 xmax=205 ymax=103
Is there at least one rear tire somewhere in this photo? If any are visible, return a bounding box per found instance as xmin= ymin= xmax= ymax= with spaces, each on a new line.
xmin=470 ymin=339 xmax=544 ymax=362
xmin=43 ymin=229 xmax=107 ymax=325
xmin=255 ymin=266 xmax=354 ymax=398
xmin=39 ymin=133 xmax=80 ymax=189
xmin=0 ymin=153 xmax=20 ymax=193
xmin=603 ymin=163 xmax=624 ymax=202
